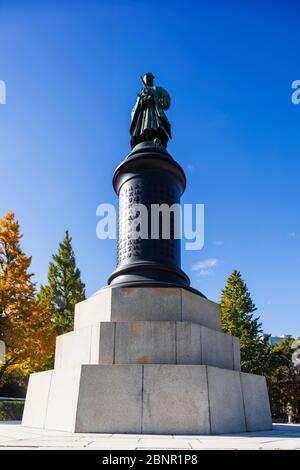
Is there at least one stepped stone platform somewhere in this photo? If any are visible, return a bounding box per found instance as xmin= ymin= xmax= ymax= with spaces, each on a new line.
xmin=22 ymin=287 xmax=272 ymax=435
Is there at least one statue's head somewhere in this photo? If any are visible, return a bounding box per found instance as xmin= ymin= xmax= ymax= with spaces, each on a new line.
xmin=143 ymin=72 xmax=154 ymax=86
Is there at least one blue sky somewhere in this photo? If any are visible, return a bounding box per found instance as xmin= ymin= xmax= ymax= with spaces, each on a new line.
xmin=0 ymin=0 xmax=299 ymax=336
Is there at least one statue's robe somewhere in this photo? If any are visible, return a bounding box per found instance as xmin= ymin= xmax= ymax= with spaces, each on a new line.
xmin=130 ymin=85 xmax=171 ymax=148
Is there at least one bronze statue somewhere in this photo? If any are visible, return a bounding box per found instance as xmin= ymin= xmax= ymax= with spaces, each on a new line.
xmin=130 ymin=73 xmax=171 ymax=148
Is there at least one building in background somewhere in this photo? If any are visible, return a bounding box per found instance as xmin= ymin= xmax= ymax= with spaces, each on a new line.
xmin=269 ymin=335 xmax=292 ymax=346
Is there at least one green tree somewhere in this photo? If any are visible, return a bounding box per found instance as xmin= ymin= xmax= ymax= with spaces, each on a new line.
xmin=221 ymin=270 xmax=274 ymax=376
xmin=38 ymin=231 xmax=85 ymax=335
xmin=268 ymin=337 xmax=300 ymax=423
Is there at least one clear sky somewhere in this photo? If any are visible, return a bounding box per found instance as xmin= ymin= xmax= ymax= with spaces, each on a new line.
xmin=0 ymin=0 xmax=299 ymax=337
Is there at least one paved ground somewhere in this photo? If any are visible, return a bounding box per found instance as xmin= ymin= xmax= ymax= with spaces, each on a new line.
xmin=0 ymin=422 xmax=299 ymax=450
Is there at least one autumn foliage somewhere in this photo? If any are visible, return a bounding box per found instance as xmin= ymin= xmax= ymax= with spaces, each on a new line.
xmin=0 ymin=212 xmax=55 ymax=385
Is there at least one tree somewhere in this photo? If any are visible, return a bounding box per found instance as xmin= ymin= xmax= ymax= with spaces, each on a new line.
xmin=268 ymin=337 xmax=300 ymax=423
xmin=38 ymin=230 xmax=85 ymax=335
xmin=221 ymin=269 xmax=274 ymax=376
xmin=0 ymin=212 xmax=55 ymax=385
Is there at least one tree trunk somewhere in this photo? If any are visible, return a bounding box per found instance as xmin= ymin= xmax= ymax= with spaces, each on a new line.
xmin=0 ymin=362 xmax=8 ymax=384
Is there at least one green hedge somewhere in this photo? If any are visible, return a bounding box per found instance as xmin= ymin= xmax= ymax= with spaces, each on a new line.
xmin=0 ymin=400 xmax=24 ymax=421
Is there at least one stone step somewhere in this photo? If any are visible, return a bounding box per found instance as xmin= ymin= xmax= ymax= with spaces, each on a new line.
xmin=22 ymin=364 xmax=272 ymax=434
xmin=54 ymin=321 xmax=240 ymax=371
xmin=74 ymin=286 xmax=221 ymax=331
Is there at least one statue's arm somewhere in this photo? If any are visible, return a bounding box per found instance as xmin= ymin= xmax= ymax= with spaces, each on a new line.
xmin=131 ymin=94 xmax=141 ymax=121
xmin=157 ymin=87 xmax=171 ymax=110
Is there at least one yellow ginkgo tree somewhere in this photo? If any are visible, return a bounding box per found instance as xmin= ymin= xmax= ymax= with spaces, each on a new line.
xmin=0 ymin=212 xmax=55 ymax=385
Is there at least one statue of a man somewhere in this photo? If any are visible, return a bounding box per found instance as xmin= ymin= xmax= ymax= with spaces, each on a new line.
xmin=130 ymin=72 xmax=171 ymax=148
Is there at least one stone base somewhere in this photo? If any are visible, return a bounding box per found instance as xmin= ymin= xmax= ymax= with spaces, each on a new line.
xmin=54 ymin=321 xmax=240 ymax=370
xmin=74 ymin=287 xmax=221 ymax=331
xmin=22 ymin=364 xmax=272 ymax=434
xmin=22 ymin=287 xmax=272 ymax=435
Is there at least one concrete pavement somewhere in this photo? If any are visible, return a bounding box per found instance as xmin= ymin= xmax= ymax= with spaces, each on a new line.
xmin=0 ymin=422 xmax=299 ymax=449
